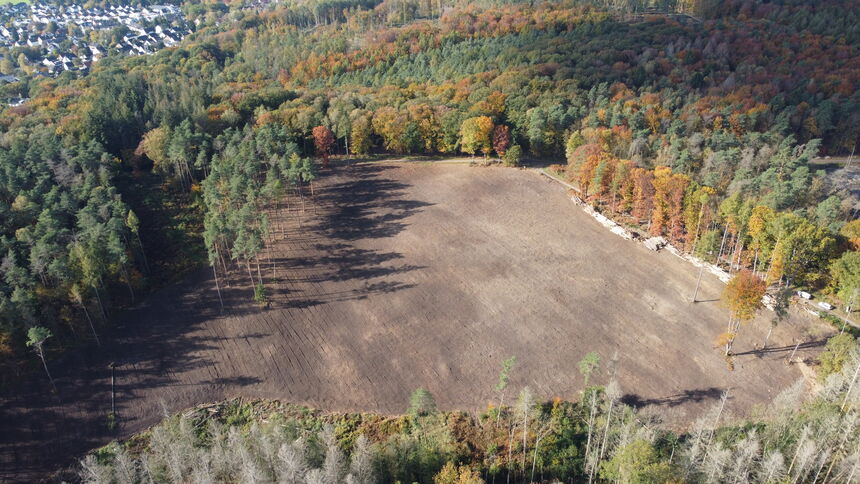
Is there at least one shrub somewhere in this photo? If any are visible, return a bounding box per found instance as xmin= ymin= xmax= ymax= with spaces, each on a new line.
xmin=254 ymin=283 xmax=268 ymax=305
xmin=409 ymin=388 xmax=437 ymax=417
xmin=503 ymin=144 xmax=523 ymax=167
xmin=818 ymin=333 xmax=859 ymax=381
xmin=600 ymin=439 xmax=676 ymax=484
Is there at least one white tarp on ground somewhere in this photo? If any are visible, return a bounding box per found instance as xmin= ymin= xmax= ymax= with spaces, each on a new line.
xmin=644 ymin=236 xmax=667 ymax=251
xmin=663 ymin=242 xmax=777 ymax=310
xmin=568 ymin=193 xmax=635 ymax=241
xmin=540 ymin=170 xmax=777 ymax=312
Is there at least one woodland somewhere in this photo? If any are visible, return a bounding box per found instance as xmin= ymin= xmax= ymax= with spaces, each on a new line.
xmin=0 ymin=0 xmax=859 ymax=481
xmin=80 ymin=346 xmax=860 ymax=484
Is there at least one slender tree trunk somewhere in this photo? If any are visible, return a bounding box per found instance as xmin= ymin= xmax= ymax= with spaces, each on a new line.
xmin=506 ymin=425 xmax=515 ymax=484
xmin=596 ymin=397 xmax=615 ymax=476
xmin=298 ymin=185 xmax=305 ymax=215
xmin=38 ymin=348 xmax=57 ymax=393
xmin=585 ymin=391 xmax=598 ymax=483
xmin=530 ymin=430 xmax=547 ymax=483
xmin=93 ymin=284 xmax=107 ymax=320
xmin=842 ymin=360 xmax=860 ymax=411
xmin=788 ymin=340 xmax=801 ymax=364
xmin=135 ymin=233 xmax=150 ymax=274
xmin=246 ymin=260 xmax=255 ymax=291
xmin=846 ymin=457 xmax=859 ymax=484
xmin=811 ymin=451 xmax=828 ymax=484
xmin=763 ymin=324 xmax=774 ymax=349
xmin=765 ymin=236 xmax=782 ymax=281
xmin=81 ymin=303 xmax=100 ymax=346
xmin=218 ymin=245 xmax=229 ymax=282
xmin=729 ymin=232 xmax=742 ymax=272
xmin=717 ymin=224 xmax=730 ymax=263
xmin=725 ymin=316 xmax=735 ymax=355
xmin=787 ymin=429 xmax=808 ymax=476
xmin=699 ymin=391 xmax=728 ymax=471
xmin=282 ymin=202 xmax=288 ymax=236
xmin=823 ymin=413 xmax=859 ymax=482
xmin=212 ymin=264 xmax=224 ymax=312
xmin=256 ymin=257 xmax=263 ymax=286
xmin=267 ymin=237 xmax=276 ymax=280
xmin=121 ymin=265 xmax=135 ymax=303
xmin=521 ymin=405 xmax=529 ymax=472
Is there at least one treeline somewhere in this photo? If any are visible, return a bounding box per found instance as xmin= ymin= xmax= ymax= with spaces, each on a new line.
xmin=78 ymin=337 xmax=860 ymax=483
xmin=201 ymin=124 xmax=315 ymax=304
xmin=564 ymin=125 xmax=842 ymax=290
xmin=1 ymin=0 xmax=859 ymax=379
xmin=0 ymin=125 xmax=142 ymax=384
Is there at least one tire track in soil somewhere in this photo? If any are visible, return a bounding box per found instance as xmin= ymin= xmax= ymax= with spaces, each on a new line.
xmin=1 ymin=161 xmax=829 ymax=483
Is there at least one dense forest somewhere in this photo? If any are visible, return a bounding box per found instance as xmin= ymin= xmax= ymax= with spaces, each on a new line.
xmin=0 ymin=0 xmax=857 ymax=481
xmin=2 ymin=0 xmax=860 ymax=382
xmin=79 ymin=340 xmax=860 ymax=483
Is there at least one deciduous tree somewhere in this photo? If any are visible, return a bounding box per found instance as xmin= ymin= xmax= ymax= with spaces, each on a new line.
xmin=26 ymin=326 xmax=55 ymax=392
xmin=492 ymin=124 xmax=511 ymax=157
xmin=721 ymin=270 xmax=766 ymax=355
xmin=831 ymin=252 xmax=860 ymax=311
xmin=312 ymin=125 xmax=335 ymax=168
xmin=459 ymin=116 xmax=494 ymax=157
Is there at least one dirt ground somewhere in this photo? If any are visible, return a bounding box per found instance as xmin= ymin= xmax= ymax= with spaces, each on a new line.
xmin=0 ymin=161 xmax=831 ymax=482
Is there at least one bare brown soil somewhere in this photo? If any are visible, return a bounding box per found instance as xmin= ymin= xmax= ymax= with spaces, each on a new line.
xmin=0 ymin=161 xmax=830 ymax=482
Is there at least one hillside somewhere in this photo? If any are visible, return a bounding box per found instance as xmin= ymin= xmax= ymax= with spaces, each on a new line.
xmin=0 ymin=0 xmax=859 ymax=482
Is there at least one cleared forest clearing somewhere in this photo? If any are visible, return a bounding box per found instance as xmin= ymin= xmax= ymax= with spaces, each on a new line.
xmin=1 ymin=161 xmax=828 ymax=481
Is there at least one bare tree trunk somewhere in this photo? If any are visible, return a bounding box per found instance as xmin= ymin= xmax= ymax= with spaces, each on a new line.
xmin=765 ymin=236 xmax=782 ymax=281
xmin=246 ymin=261 xmax=255 ymax=290
xmin=702 ymin=391 xmax=728 ymax=459
xmin=121 ymin=265 xmax=135 ymax=303
xmin=585 ymin=391 xmax=598 ymax=483
xmin=256 ymin=257 xmax=263 ymax=286
xmin=717 ymin=224 xmax=730 ymax=263
xmin=506 ymin=425 xmax=515 ymax=484
xmin=732 ymin=241 xmax=744 ymax=273
xmin=787 ymin=428 xmax=809 ymax=476
xmin=846 ymin=457 xmax=859 ymax=484
xmin=729 ymin=232 xmax=742 ymax=272
xmin=530 ymin=428 xmax=548 ymax=483
xmin=134 ymin=232 xmax=150 ymax=274
xmin=788 ymin=340 xmax=801 ymax=364
xmin=811 ymin=451 xmax=829 ymax=484
xmin=216 ymin=245 xmax=230 ymax=287
xmin=267 ymin=237 xmax=276 ymax=280
xmin=521 ymin=405 xmax=529 ymax=472
xmin=823 ymin=413 xmax=859 ymax=482
xmin=596 ymin=397 xmax=615 ymax=476
xmin=212 ymin=264 xmax=224 ymax=312
xmin=93 ymin=284 xmax=107 ymax=320
xmin=763 ymin=324 xmax=774 ymax=349
xmin=81 ymin=303 xmax=100 ymax=346
xmin=298 ymin=185 xmax=306 ymax=216
xmin=726 ymin=316 xmax=735 ymax=355
xmin=37 ymin=348 xmax=57 ymax=393
xmin=843 ymin=360 xmax=860 ymax=411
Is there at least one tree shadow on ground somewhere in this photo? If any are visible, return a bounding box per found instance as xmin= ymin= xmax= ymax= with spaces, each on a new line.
xmin=733 ymin=339 xmax=826 ymax=358
xmin=264 ymin=163 xmax=430 ymax=309
xmin=314 ymin=164 xmax=433 ymax=241
xmin=621 ymin=387 xmax=724 ymax=409
xmin=0 ymin=162 xmax=433 ymax=482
